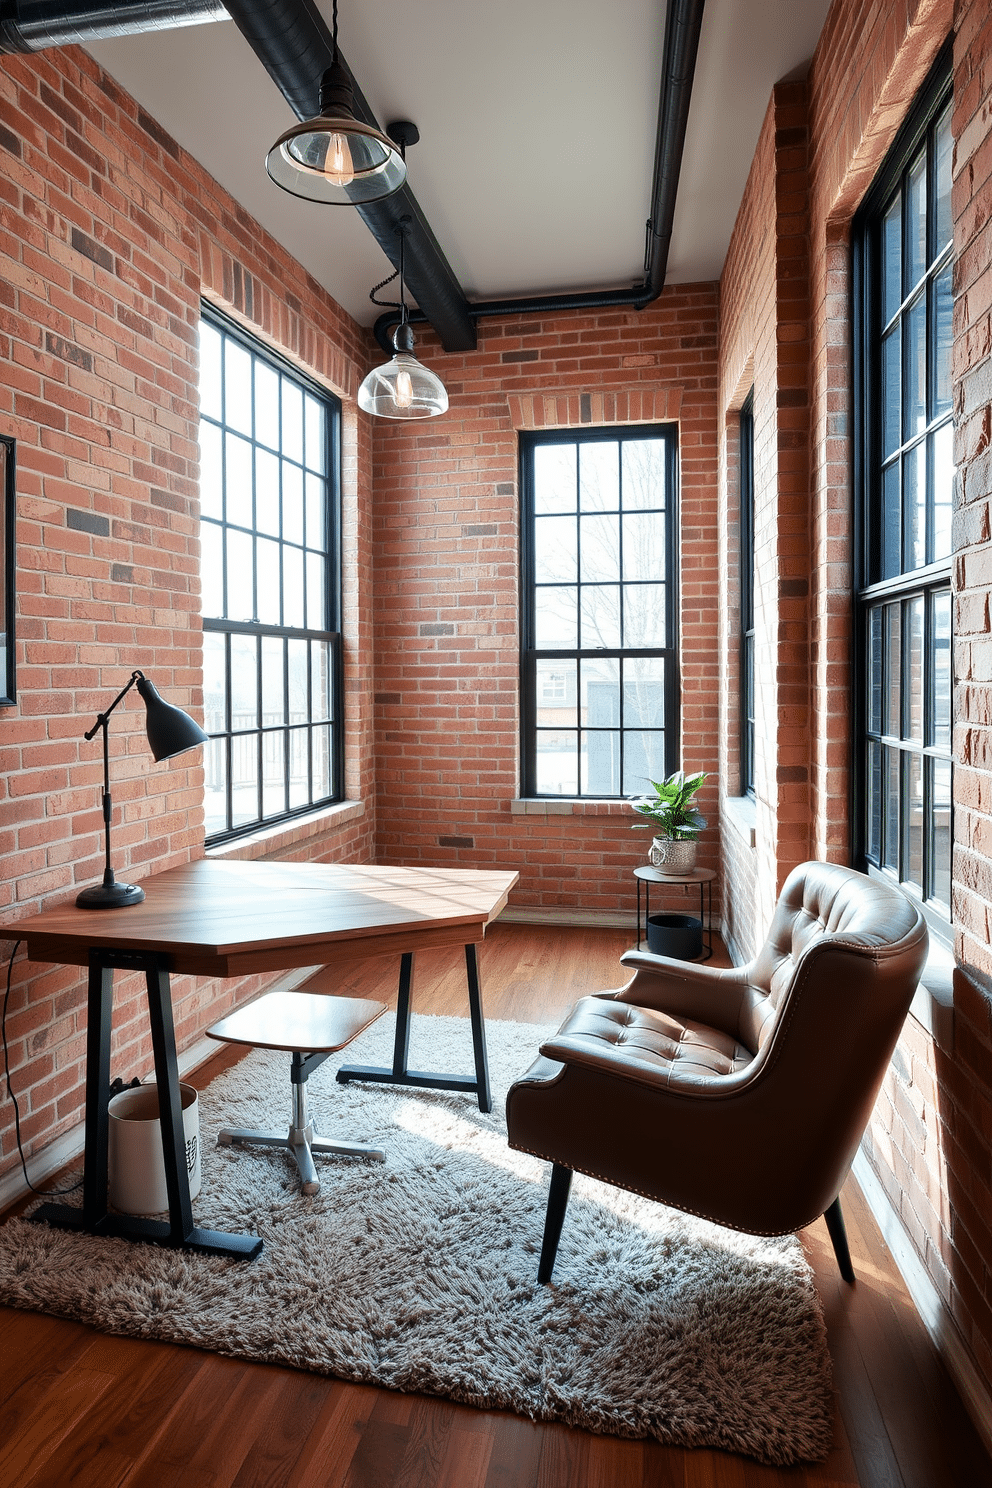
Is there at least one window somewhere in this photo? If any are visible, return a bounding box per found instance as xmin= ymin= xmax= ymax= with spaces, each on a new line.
xmin=520 ymin=426 xmax=679 ymax=797
xmin=854 ymin=43 xmax=953 ymax=921
xmin=198 ymin=308 xmax=342 ymax=842
xmin=739 ymin=391 xmax=755 ymax=797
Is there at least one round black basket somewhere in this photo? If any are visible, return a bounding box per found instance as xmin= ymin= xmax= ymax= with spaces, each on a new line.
xmin=646 ymin=912 xmax=703 ymax=961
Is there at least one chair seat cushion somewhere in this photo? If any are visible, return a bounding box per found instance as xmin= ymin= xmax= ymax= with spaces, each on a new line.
xmin=541 ymin=996 xmax=753 ymax=1083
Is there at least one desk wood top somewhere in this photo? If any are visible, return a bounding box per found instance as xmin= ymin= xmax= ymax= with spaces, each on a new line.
xmin=16 ymin=860 xmax=520 ymax=978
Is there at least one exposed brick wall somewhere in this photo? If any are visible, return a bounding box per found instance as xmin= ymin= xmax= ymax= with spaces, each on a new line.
xmin=0 ymin=45 xmax=375 ymax=1181
xmin=370 ymin=294 xmax=721 ymax=916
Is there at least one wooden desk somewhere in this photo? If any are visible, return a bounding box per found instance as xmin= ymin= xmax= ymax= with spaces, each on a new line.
xmin=15 ymin=860 xmax=518 ymax=1261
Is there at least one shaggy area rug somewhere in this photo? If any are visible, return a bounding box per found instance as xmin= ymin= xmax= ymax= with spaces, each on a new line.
xmin=0 ymin=1014 xmax=833 ymax=1465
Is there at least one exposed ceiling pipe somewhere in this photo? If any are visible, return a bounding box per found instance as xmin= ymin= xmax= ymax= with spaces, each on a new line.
xmin=0 ymin=0 xmax=227 ymax=52
xmin=222 ymin=0 xmax=477 ymax=354
xmin=373 ymin=0 xmax=707 ymax=352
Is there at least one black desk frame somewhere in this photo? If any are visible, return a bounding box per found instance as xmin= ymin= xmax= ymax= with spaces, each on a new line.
xmin=336 ymin=943 xmax=492 ymax=1113
xmin=30 ymin=947 xmax=262 ymax=1261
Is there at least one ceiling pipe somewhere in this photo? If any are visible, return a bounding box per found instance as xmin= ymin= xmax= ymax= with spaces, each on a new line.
xmin=0 ymin=0 xmax=227 ymax=51
xmin=222 ymin=0 xmax=477 ymax=353
xmin=373 ymin=0 xmax=706 ymax=353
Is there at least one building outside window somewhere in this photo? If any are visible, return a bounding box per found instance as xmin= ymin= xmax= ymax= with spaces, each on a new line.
xmin=739 ymin=391 xmax=755 ymax=798
xmin=854 ymin=44 xmax=953 ymax=925
xmin=519 ymin=426 xmax=679 ymax=798
xmin=197 ymin=308 xmax=342 ymax=842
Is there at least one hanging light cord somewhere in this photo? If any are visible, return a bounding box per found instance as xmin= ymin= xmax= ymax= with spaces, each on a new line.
xmin=2 ymin=939 xmax=83 ymax=1197
xmin=330 ymin=0 xmax=338 ymax=65
xmin=368 ymin=219 xmax=412 ymax=315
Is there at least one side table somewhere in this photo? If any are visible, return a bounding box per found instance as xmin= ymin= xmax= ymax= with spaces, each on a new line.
xmin=634 ymin=866 xmax=715 ymax=961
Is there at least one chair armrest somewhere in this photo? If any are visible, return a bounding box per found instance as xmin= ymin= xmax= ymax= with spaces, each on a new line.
xmin=538 ymin=1030 xmax=752 ymax=1098
xmin=611 ymin=950 xmax=756 ymax=1038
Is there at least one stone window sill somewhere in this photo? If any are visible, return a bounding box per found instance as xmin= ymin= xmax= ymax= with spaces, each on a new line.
xmin=723 ymin=794 xmax=757 ymax=848
xmin=510 ymin=799 xmax=633 ymax=817
xmin=205 ymin=800 xmax=366 ymax=862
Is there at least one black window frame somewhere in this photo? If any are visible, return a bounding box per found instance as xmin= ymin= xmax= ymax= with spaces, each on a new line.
xmin=739 ymin=390 xmax=755 ymax=798
xmin=519 ymin=424 xmax=680 ymax=799
xmin=852 ymin=39 xmax=954 ymax=936
xmin=198 ymin=304 xmax=344 ymax=845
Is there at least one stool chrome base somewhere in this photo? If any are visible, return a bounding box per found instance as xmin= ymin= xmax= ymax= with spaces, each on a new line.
xmin=218 ymin=1076 xmax=385 ymax=1196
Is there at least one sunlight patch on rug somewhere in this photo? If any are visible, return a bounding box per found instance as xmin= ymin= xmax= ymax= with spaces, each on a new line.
xmin=0 ymin=1014 xmax=833 ymax=1465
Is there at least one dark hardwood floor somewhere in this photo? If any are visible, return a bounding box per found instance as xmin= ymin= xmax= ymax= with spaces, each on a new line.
xmin=1 ymin=923 xmax=989 ymax=1487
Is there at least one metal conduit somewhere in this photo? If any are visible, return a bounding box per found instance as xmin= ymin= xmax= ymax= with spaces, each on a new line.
xmin=0 ymin=0 xmax=227 ymax=52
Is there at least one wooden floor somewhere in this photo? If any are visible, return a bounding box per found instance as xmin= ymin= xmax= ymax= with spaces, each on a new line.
xmin=1 ymin=923 xmax=989 ymax=1488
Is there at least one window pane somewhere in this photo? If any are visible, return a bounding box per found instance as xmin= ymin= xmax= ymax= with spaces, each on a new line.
xmin=580 ymin=514 xmax=619 ymax=582
xmin=231 ymin=734 xmax=257 ymax=827
xmin=933 ymin=263 xmax=953 ymax=417
xmin=199 ymin=322 xmax=222 ymax=421
xmin=288 ymin=728 xmax=308 ymax=808
xmin=288 ymin=639 xmax=308 ymax=721
xmin=580 ymin=585 xmax=621 ymax=648
xmin=622 ymin=584 xmax=665 ymax=647
xmin=204 ymin=737 xmax=227 ymax=835
xmin=262 ymin=636 xmax=284 ymax=725
xmin=905 ymin=752 xmax=924 ymax=891
xmin=255 ymin=363 xmax=279 ymax=449
xmin=283 ymin=461 xmax=304 ymax=545
xmin=884 ymin=747 xmax=900 ymax=868
xmin=534 ymin=516 xmax=576 ymax=582
xmin=256 ymin=449 xmax=279 ymax=536
xmin=305 ymin=394 xmax=326 ymax=473
xmin=306 ymin=473 xmax=326 ymax=548
xmin=882 ymin=195 xmax=902 ymax=324
xmin=935 ymin=104 xmax=952 ymax=252
xmin=906 ymin=597 xmax=924 ymax=741
xmin=224 ymin=341 xmax=252 ymax=436
xmin=231 ymin=633 xmax=258 ymax=730
xmin=579 ymin=441 xmax=619 ymax=511
xmin=904 ymin=292 xmax=926 ymax=440
xmin=536 ymin=659 xmax=575 ymax=726
xmin=306 ymin=552 xmax=326 ymax=630
xmin=932 ymin=590 xmax=951 ymax=751
xmin=581 ymin=657 xmax=619 ymax=726
xmin=226 ymin=528 xmax=254 ymax=622
xmin=311 ymin=640 xmax=332 ymax=721
xmin=867 ymin=739 xmax=882 ymax=861
xmin=622 ymin=731 xmax=667 ymax=795
xmin=201 ymin=520 xmax=224 ymax=619
xmin=203 ymin=630 xmax=226 ymax=732
xmin=535 ymin=587 xmax=577 ymax=648
xmin=199 ymin=421 xmax=223 ymax=520
xmin=868 ymin=606 xmax=883 ymax=734
xmin=256 ymin=536 xmax=280 ymax=625
xmin=312 ymin=723 xmax=333 ymax=800
xmin=262 ymin=730 xmax=285 ymax=817
xmin=933 ymin=421 xmax=953 ymax=561
xmin=624 ymin=657 xmax=666 ymax=727
xmin=622 ymin=512 xmax=665 ymax=580
xmin=581 ymin=730 xmax=620 ymax=794
xmin=881 ymin=462 xmax=901 ymax=579
xmin=533 ymin=443 xmax=576 ymax=513
xmin=931 ymin=757 xmax=951 ymax=906
xmin=882 ymin=327 xmax=901 ymax=457
xmin=536 ymin=731 xmax=577 ymax=795
xmin=281 ymin=379 xmax=303 ymax=462
xmin=903 ymin=442 xmax=926 ymax=572
xmin=622 ymin=439 xmax=666 ymax=510
xmin=225 ymin=433 xmax=253 ymax=529
xmin=284 ymin=546 xmax=305 ymax=628
xmin=884 ymin=604 xmax=901 ymax=737
xmin=907 ymin=152 xmax=927 ymax=291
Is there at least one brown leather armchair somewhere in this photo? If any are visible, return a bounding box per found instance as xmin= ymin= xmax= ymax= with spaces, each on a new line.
xmin=506 ymin=861 xmax=928 ymax=1283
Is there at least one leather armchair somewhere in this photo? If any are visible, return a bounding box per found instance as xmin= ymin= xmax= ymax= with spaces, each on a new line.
xmin=506 ymin=861 xmax=928 ymax=1283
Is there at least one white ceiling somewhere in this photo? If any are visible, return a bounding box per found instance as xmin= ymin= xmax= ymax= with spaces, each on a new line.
xmin=85 ymin=0 xmax=833 ymax=329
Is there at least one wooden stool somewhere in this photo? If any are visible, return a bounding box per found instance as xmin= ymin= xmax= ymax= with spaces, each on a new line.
xmin=206 ymin=989 xmax=387 ymax=1195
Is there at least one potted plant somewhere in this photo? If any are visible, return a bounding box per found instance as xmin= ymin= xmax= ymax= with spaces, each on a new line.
xmin=629 ymin=770 xmax=707 ymax=876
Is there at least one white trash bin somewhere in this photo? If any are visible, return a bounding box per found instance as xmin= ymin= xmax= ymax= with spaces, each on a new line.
xmin=108 ymin=1082 xmax=201 ymax=1215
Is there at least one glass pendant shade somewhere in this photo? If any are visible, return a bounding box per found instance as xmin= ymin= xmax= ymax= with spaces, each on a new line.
xmin=358 ymin=325 xmax=448 ymax=420
xmin=265 ymin=63 xmax=407 ymax=205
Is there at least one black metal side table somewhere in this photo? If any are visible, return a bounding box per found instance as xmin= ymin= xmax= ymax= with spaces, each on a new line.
xmin=634 ymin=865 xmax=715 ymax=961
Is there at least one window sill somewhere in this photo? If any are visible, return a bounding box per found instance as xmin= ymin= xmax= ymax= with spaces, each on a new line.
xmin=909 ymin=936 xmax=954 ymax=1052
xmin=723 ymin=794 xmax=757 ymax=849
xmin=205 ymin=800 xmax=366 ymax=862
xmin=510 ymin=799 xmax=633 ymax=817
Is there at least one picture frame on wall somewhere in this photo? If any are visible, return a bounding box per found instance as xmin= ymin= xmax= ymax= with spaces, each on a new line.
xmin=1 ymin=435 xmax=15 ymax=708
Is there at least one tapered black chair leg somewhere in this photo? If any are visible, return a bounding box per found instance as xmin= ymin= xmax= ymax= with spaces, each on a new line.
xmin=537 ymin=1163 xmax=573 ymax=1284
xmin=824 ymin=1195 xmax=855 ymax=1282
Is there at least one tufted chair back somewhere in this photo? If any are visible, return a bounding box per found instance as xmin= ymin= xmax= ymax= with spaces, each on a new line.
xmin=507 ymin=861 xmax=929 ymax=1283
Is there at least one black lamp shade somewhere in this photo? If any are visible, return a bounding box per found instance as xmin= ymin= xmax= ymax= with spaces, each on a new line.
xmin=136 ymin=675 xmax=209 ymax=762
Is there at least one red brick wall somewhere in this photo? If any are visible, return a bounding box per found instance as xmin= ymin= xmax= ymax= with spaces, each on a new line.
xmin=369 ymin=294 xmax=721 ymax=918
xmin=0 ymin=45 xmax=375 ymax=1184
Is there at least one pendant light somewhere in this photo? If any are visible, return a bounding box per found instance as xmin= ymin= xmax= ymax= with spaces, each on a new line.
xmin=358 ymin=226 xmax=448 ymax=420
xmin=265 ymin=0 xmax=406 ymax=206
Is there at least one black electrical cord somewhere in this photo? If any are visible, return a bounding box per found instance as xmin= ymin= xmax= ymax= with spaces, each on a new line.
xmin=2 ymin=938 xmax=83 ymax=1197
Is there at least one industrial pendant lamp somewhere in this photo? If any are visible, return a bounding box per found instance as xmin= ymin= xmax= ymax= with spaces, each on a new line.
xmin=358 ymin=226 xmax=448 ymax=420
xmin=265 ymin=0 xmax=406 ymax=205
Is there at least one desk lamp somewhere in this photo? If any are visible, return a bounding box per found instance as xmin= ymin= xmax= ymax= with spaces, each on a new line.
xmin=76 ymin=670 xmax=208 ymax=910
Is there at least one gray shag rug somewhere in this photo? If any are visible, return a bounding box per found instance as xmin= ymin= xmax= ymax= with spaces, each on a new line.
xmin=0 ymin=1014 xmax=833 ymax=1465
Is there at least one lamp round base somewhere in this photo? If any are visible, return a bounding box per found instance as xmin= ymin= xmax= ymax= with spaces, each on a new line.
xmin=75 ymin=882 xmax=145 ymax=910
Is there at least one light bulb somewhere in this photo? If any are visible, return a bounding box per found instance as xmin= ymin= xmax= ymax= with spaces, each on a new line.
xmin=324 ymin=131 xmax=354 ymax=187
xmin=394 ymin=368 xmax=413 ymax=409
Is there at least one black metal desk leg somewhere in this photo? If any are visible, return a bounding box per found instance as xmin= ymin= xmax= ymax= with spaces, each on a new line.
xmin=144 ymin=958 xmax=195 ymax=1245
xmin=82 ymin=953 xmax=113 ymax=1226
xmin=391 ymin=952 xmax=414 ymax=1078
xmin=465 ymin=943 xmax=491 ymax=1113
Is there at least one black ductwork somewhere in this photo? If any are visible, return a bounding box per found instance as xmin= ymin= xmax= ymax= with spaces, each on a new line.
xmin=0 ymin=0 xmax=227 ymax=52
xmin=222 ymin=0 xmax=477 ymax=354
xmin=372 ymin=0 xmax=706 ymax=352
